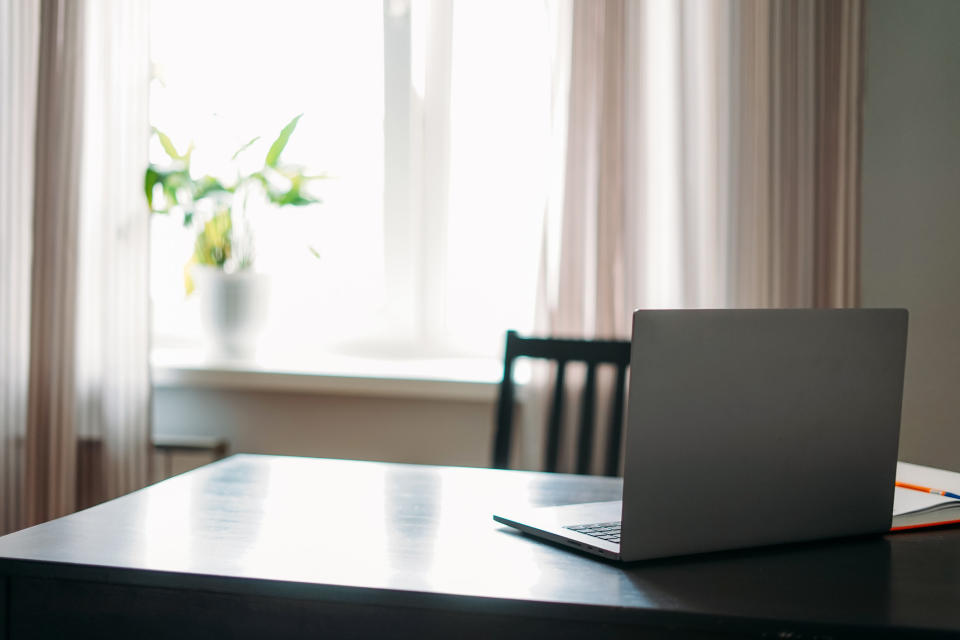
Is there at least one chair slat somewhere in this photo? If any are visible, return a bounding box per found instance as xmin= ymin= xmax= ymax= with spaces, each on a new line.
xmin=605 ymin=363 xmax=628 ymax=476
xmin=545 ymin=360 xmax=566 ymax=473
xmin=576 ymin=362 xmax=597 ymax=474
xmin=493 ymin=360 xmax=515 ymax=469
xmin=492 ymin=332 xmax=519 ymax=469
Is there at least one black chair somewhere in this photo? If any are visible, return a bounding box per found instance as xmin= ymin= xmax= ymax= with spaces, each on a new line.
xmin=492 ymin=330 xmax=631 ymax=476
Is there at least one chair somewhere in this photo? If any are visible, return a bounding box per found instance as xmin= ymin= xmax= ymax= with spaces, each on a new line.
xmin=492 ymin=330 xmax=631 ymax=476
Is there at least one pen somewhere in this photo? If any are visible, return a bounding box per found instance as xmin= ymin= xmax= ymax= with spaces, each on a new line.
xmin=896 ymin=481 xmax=960 ymax=501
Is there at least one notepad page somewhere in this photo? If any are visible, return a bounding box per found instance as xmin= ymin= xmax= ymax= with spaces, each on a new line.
xmin=894 ymin=461 xmax=960 ymax=516
xmin=892 ymin=486 xmax=953 ymax=516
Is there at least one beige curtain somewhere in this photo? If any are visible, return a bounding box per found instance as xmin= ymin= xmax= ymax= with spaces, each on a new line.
xmin=731 ymin=0 xmax=864 ymax=308
xmin=523 ymin=0 xmax=864 ymax=473
xmin=0 ymin=0 xmax=151 ymax=533
xmin=0 ymin=0 xmax=41 ymax=534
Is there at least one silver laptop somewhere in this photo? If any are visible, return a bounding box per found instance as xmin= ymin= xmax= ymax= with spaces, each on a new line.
xmin=493 ymin=309 xmax=909 ymax=562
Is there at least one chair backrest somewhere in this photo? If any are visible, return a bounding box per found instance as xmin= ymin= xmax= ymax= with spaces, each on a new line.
xmin=492 ymin=330 xmax=632 ymax=476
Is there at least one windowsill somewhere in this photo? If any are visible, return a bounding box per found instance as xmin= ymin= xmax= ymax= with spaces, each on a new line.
xmin=151 ymin=347 xmax=511 ymax=402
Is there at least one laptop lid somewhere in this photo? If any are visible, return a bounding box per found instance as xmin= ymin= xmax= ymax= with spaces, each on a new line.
xmin=619 ymin=309 xmax=908 ymax=561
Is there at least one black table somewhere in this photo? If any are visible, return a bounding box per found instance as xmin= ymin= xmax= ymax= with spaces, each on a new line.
xmin=1 ymin=454 xmax=959 ymax=638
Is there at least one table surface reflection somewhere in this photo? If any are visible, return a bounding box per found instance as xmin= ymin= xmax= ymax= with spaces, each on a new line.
xmin=1 ymin=454 xmax=960 ymax=637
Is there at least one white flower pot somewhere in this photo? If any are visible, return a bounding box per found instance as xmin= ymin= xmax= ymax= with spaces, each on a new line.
xmin=193 ymin=266 xmax=271 ymax=360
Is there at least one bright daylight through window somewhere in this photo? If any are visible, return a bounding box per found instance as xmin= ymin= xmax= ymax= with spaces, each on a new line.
xmin=149 ymin=0 xmax=558 ymax=369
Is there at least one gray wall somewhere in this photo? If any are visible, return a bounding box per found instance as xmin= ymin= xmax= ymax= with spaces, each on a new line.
xmin=861 ymin=0 xmax=960 ymax=470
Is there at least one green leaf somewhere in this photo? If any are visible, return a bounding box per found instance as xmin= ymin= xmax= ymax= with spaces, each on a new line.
xmin=259 ymin=167 xmax=323 ymax=208
xmin=145 ymin=166 xmax=195 ymax=213
xmin=162 ymin=182 xmax=179 ymax=209
xmin=231 ymin=136 xmax=260 ymax=161
xmin=184 ymin=256 xmax=197 ymax=295
xmin=247 ymin=170 xmax=268 ymax=189
xmin=193 ymin=210 xmax=232 ymax=268
xmin=153 ymin=127 xmax=183 ymax=161
xmin=193 ymin=175 xmax=231 ymax=200
xmin=159 ymin=170 xmax=190 ymax=205
xmin=264 ymin=114 xmax=302 ymax=168
xmin=144 ymin=166 xmax=162 ymax=210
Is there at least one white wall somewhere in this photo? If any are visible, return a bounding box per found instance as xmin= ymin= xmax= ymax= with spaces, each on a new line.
xmin=153 ymin=386 xmax=495 ymax=468
xmin=861 ymin=0 xmax=960 ymax=470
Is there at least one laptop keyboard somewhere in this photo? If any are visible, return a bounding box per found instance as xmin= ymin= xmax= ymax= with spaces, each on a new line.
xmin=565 ymin=521 xmax=621 ymax=543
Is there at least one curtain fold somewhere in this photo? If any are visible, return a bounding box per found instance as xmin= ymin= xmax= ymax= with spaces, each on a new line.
xmin=0 ymin=0 xmax=40 ymax=535
xmin=524 ymin=0 xmax=731 ymax=472
xmin=25 ymin=0 xmax=87 ymax=526
xmin=731 ymin=0 xmax=864 ymax=308
xmin=527 ymin=0 xmax=864 ymax=474
xmin=0 ymin=0 xmax=151 ymax=533
xmin=76 ymin=0 xmax=152 ymax=510
xmin=549 ymin=0 xmax=626 ymax=340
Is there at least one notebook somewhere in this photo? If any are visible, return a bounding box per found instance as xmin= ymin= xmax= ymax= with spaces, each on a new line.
xmin=892 ymin=461 xmax=960 ymax=530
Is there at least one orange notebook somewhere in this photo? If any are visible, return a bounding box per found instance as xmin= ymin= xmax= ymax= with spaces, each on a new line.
xmin=891 ymin=461 xmax=960 ymax=531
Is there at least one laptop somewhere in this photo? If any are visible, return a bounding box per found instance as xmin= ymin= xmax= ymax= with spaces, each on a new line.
xmin=493 ymin=309 xmax=909 ymax=562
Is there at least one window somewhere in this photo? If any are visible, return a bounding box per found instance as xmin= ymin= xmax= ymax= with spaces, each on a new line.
xmin=149 ymin=0 xmax=560 ymax=364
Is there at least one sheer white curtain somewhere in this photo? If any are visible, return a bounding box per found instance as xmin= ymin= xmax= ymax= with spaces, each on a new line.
xmin=518 ymin=0 xmax=731 ymax=472
xmin=518 ymin=0 xmax=864 ymax=472
xmin=0 ymin=0 xmax=150 ymax=533
xmin=75 ymin=0 xmax=152 ymax=511
xmin=540 ymin=0 xmax=731 ymax=345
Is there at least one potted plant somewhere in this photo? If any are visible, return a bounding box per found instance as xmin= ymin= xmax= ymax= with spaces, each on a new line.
xmin=145 ymin=114 xmax=324 ymax=358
